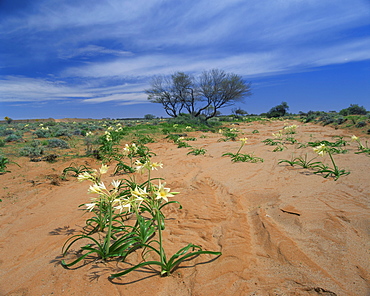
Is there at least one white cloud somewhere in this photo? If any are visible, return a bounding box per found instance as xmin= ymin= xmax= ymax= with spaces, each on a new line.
xmin=81 ymin=92 xmax=147 ymax=103
xmin=1 ymin=0 xmax=370 ymax=104
xmin=58 ymin=45 xmax=133 ymax=59
xmin=0 ymin=76 xmax=148 ymax=104
xmin=61 ymin=34 xmax=370 ymax=80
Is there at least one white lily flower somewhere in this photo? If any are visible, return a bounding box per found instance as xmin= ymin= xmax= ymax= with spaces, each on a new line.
xmin=85 ymin=203 xmax=96 ymax=211
xmin=114 ymin=202 xmax=131 ymax=213
xmin=88 ymin=182 xmax=106 ymax=194
xmin=77 ymin=172 xmax=93 ymax=182
xmin=131 ymin=186 xmax=148 ymax=198
xmin=313 ymin=144 xmax=328 ymax=156
xmin=111 ymin=179 xmax=121 ymax=189
xmin=99 ymin=164 xmax=109 ymax=175
xmin=155 ymin=181 xmax=175 ymax=203
xmin=150 ymin=162 xmax=163 ymax=170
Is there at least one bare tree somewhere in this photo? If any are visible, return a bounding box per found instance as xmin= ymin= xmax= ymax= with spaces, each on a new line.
xmin=146 ymin=69 xmax=252 ymax=120
xmin=146 ymin=75 xmax=183 ymax=117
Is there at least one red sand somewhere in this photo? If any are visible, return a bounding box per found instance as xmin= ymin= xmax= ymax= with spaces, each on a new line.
xmin=1 ymin=120 xmax=369 ymax=295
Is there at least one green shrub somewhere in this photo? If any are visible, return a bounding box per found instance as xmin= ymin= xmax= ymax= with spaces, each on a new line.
xmin=0 ymin=128 xmax=15 ymax=136
xmin=0 ymin=139 xmax=5 ymax=147
xmin=339 ymin=104 xmax=367 ymax=116
xmin=356 ymin=121 xmax=367 ymax=128
xmin=53 ymin=128 xmax=72 ymax=138
xmin=5 ymin=134 xmax=23 ymax=142
xmin=19 ymin=140 xmax=44 ymax=157
xmin=47 ymin=138 xmax=70 ymax=149
xmin=34 ymin=129 xmax=52 ymax=138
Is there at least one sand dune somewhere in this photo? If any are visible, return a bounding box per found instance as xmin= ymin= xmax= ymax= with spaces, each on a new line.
xmin=0 ymin=120 xmax=369 ymax=295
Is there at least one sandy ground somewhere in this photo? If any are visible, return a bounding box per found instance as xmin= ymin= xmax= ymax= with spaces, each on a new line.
xmin=0 ymin=120 xmax=369 ymax=296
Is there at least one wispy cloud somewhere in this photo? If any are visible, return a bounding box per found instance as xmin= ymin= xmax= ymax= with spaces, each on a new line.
xmin=0 ymin=76 xmax=147 ymax=104
xmin=1 ymin=0 xmax=370 ymax=106
xmin=58 ymin=45 xmax=133 ymax=59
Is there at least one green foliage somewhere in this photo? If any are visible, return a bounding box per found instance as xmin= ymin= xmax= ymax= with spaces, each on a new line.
xmin=0 ymin=128 xmax=15 ymax=136
xmin=285 ymin=137 xmax=297 ymax=144
xmin=62 ymin=163 xmax=94 ymax=180
xmin=0 ymin=139 xmax=5 ymax=147
xmin=0 ymin=155 xmax=20 ymax=174
xmin=167 ymin=114 xmax=221 ymax=131
xmin=33 ymin=128 xmax=52 ymax=138
xmin=98 ymin=130 xmax=124 ymax=161
xmin=352 ymin=136 xmax=370 ymax=155
xmin=218 ymin=128 xmax=239 ymax=141
xmin=223 ymin=152 xmax=263 ymax=163
xmin=47 ymin=138 xmax=70 ymax=149
xmin=187 ymin=147 xmax=207 ymax=155
xmin=266 ymin=101 xmax=289 ymax=118
xmin=84 ymin=134 xmax=100 ymax=156
xmin=223 ymin=138 xmax=263 ymax=163
xmin=262 ymin=138 xmax=281 ymax=146
xmin=272 ymin=145 xmax=285 ymax=152
xmin=306 ymin=137 xmax=348 ymax=154
xmin=339 ymin=104 xmax=367 ymax=116
xmin=356 ymin=121 xmax=367 ymax=128
xmin=134 ymin=134 xmax=155 ymax=144
xmin=61 ymin=157 xmax=221 ymax=279
xmin=5 ymin=133 xmax=23 ymax=142
xmin=177 ymin=141 xmax=191 ymax=148
xmin=19 ymin=140 xmax=44 ymax=157
xmin=278 ymin=154 xmax=323 ymax=169
xmin=53 ymin=128 xmax=73 ymax=138
xmin=144 ymin=114 xmax=156 ymax=120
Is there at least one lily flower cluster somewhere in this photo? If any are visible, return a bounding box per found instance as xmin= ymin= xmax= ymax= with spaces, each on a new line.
xmin=122 ymin=143 xmax=138 ymax=156
xmin=272 ymin=130 xmax=283 ymax=139
xmin=351 ymin=135 xmax=364 ymax=150
xmin=313 ymin=143 xmax=329 ymax=156
xmin=77 ymin=163 xmax=176 ymax=215
xmin=134 ymin=159 xmax=163 ymax=173
xmin=283 ymin=124 xmax=298 ymax=134
xmin=104 ymin=131 xmax=112 ymax=142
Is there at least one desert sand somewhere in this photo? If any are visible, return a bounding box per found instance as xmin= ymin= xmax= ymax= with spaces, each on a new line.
xmin=0 ymin=120 xmax=369 ymax=296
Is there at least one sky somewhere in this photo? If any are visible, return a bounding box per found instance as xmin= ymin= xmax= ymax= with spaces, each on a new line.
xmin=1 ymin=0 xmax=370 ymax=120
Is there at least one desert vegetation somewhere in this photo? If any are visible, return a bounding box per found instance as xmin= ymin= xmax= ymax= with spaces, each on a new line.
xmin=0 ymin=110 xmax=369 ymax=295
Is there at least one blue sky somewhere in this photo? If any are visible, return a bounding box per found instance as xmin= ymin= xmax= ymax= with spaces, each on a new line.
xmin=1 ymin=0 xmax=370 ymax=119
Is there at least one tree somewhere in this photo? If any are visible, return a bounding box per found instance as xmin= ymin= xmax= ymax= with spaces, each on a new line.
xmin=232 ymin=108 xmax=248 ymax=117
xmin=144 ymin=114 xmax=156 ymax=120
xmin=266 ymin=101 xmax=289 ymax=118
xmin=339 ymin=104 xmax=367 ymax=116
xmin=4 ymin=117 xmax=13 ymax=124
xmin=146 ymin=69 xmax=252 ymax=120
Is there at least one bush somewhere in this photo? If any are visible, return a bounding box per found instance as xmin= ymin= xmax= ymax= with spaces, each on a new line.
xmin=53 ymin=128 xmax=72 ymax=138
xmin=19 ymin=140 xmax=44 ymax=157
xmin=339 ymin=104 xmax=367 ymax=116
xmin=73 ymin=129 xmax=83 ymax=136
xmin=318 ymin=113 xmax=335 ymax=126
xmin=0 ymin=128 xmax=15 ymax=136
xmin=356 ymin=121 xmax=367 ymax=128
xmin=0 ymin=139 xmax=5 ymax=147
xmin=34 ymin=129 xmax=52 ymax=138
xmin=335 ymin=116 xmax=347 ymax=125
xmin=266 ymin=102 xmax=289 ymax=118
xmin=144 ymin=114 xmax=156 ymax=120
xmin=47 ymin=138 xmax=70 ymax=149
xmin=5 ymin=134 xmax=23 ymax=142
